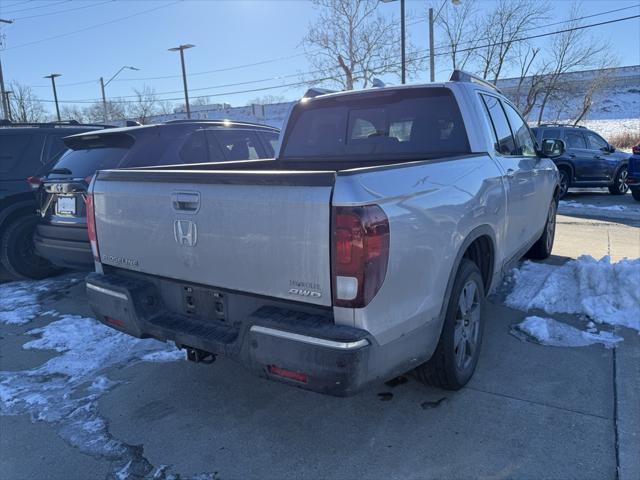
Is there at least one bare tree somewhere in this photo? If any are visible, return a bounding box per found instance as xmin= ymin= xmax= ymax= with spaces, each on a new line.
xmin=535 ymin=3 xmax=612 ymax=125
xmin=572 ymin=63 xmax=615 ymax=125
xmin=60 ymin=105 xmax=87 ymax=123
xmin=246 ymin=94 xmax=287 ymax=106
xmin=126 ymin=86 xmax=160 ymax=124
xmin=435 ymin=0 xmax=480 ymax=72
xmin=476 ymin=0 xmax=549 ymax=83
xmin=8 ymin=82 xmax=48 ymax=122
xmin=302 ymin=0 xmax=421 ymax=90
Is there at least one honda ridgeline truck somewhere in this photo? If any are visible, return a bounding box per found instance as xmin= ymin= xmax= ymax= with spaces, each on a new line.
xmin=85 ymin=71 xmax=564 ymax=396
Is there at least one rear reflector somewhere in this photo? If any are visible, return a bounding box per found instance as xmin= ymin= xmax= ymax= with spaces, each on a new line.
xmin=332 ymin=205 xmax=390 ymax=308
xmin=26 ymin=176 xmax=42 ymax=190
xmin=85 ymin=193 xmax=100 ymax=263
xmin=104 ymin=316 xmax=125 ymax=328
xmin=268 ymin=365 xmax=308 ymax=383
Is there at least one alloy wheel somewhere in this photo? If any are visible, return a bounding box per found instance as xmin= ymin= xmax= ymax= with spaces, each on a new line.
xmin=453 ymin=280 xmax=481 ymax=372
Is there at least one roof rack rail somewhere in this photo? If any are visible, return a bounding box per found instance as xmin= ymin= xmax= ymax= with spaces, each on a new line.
xmin=162 ymin=119 xmax=277 ymax=129
xmin=303 ymin=87 xmax=336 ymax=98
xmin=450 ymin=70 xmax=502 ymax=93
xmin=538 ymin=123 xmax=586 ymax=129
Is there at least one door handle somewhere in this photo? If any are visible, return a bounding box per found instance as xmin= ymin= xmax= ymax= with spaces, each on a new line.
xmin=569 ymin=154 xmax=576 ymax=158
xmin=171 ymin=191 xmax=200 ymax=212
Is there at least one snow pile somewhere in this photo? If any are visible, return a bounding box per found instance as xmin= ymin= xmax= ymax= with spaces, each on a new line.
xmin=560 ymin=200 xmax=634 ymax=213
xmin=505 ymin=256 xmax=640 ymax=332
xmin=0 ymin=315 xmax=184 ymax=477
xmin=0 ymin=275 xmax=82 ymax=325
xmin=511 ymin=316 xmax=623 ymax=348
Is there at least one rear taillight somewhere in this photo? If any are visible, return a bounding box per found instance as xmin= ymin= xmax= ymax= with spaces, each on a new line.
xmin=26 ymin=176 xmax=42 ymax=190
xmin=632 ymin=145 xmax=640 ymax=155
xmin=332 ymin=205 xmax=389 ymax=308
xmin=85 ymin=193 xmax=100 ymax=263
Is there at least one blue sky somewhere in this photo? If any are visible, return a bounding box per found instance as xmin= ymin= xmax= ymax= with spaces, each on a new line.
xmin=1 ymin=0 xmax=639 ymax=115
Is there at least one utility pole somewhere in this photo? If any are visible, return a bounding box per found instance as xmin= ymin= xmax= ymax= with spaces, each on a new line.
xmin=429 ymin=7 xmax=435 ymax=82
xmin=44 ymin=73 xmax=62 ymax=122
xmin=4 ymin=90 xmax=12 ymax=121
xmin=400 ymin=0 xmax=406 ymax=84
xmin=100 ymin=66 xmax=139 ymax=123
xmin=0 ymin=18 xmax=13 ymax=121
xmin=169 ymin=44 xmax=194 ymax=119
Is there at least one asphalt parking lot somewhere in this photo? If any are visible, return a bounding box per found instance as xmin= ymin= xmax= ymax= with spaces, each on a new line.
xmin=1 ymin=190 xmax=638 ymax=480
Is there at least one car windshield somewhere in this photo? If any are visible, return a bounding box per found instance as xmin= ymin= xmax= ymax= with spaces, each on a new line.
xmin=281 ymin=87 xmax=470 ymax=161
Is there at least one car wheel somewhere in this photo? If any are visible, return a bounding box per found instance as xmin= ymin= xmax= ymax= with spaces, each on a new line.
xmin=558 ymin=169 xmax=570 ymax=198
xmin=415 ymin=259 xmax=485 ymax=390
xmin=0 ymin=215 xmax=60 ymax=280
xmin=526 ymin=199 xmax=557 ymax=260
xmin=632 ymin=189 xmax=640 ymax=202
xmin=608 ymin=166 xmax=629 ymax=195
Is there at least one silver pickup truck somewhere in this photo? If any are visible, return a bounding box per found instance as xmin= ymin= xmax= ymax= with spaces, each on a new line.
xmin=85 ymin=71 xmax=564 ymax=396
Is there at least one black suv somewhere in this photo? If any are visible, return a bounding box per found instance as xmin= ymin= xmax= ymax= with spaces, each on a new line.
xmin=35 ymin=120 xmax=279 ymax=270
xmin=0 ymin=120 xmax=110 ymax=280
xmin=531 ymin=124 xmax=630 ymax=198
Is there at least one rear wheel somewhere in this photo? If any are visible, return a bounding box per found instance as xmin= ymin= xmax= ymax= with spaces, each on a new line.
xmin=632 ymin=189 xmax=640 ymax=202
xmin=558 ymin=169 xmax=570 ymax=198
xmin=526 ymin=200 xmax=557 ymax=260
xmin=0 ymin=215 xmax=60 ymax=280
xmin=608 ymin=166 xmax=629 ymax=195
xmin=415 ymin=259 xmax=485 ymax=390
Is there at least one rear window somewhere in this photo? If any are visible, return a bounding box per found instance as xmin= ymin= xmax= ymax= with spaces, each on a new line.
xmin=48 ymin=133 xmax=133 ymax=179
xmin=281 ymin=87 xmax=470 ymax=161
xmin=0 ymin=134 xmax=33 ymax=173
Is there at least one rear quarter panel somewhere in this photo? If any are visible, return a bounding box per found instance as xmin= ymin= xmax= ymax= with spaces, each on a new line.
xmin=333 ymin=154 xmax=506 ymax=346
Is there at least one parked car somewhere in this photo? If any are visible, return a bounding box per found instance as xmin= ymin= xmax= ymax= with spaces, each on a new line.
xmin=84 ymin=71 xmax=563 ymax=396
xmin=35 ymin=120 xmax=280 ymax=271
xmin=531 ymin=124 xmax=629 ymax=198
xmin=0 ymin=120 xmax=110 ymax=280
xmin=628 ymin=143 xmax=640 ymax=201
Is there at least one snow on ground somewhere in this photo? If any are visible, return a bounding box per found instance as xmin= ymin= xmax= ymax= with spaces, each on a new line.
xmin=0 ymin=274 xmax=82 ymax=325
xmin=559 ymin=198 xmax=640 ymax=221
xmin=505 ymin=256 xmax=640 ymax=332
xmin=511 ymin=316 xmax=623 ymax=348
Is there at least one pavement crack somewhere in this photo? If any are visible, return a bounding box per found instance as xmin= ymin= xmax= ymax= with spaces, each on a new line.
xmin=613 ymin=345 xmax=620 ymax=480
xmin=466 ymin=385 xmax=611 ymax=421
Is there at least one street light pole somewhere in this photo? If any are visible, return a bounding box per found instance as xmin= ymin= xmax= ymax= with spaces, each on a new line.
xmin=44 ymin=73 xmax=62 ymax=122
xmin=0 ymin=18 xmax=14 ymax=120
xmin=168 ymin=44 xmax=194 ymax=119
xmin=100 ymin=66 xmax=139 ymax=123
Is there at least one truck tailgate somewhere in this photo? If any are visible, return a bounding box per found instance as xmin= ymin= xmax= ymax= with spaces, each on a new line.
xmin=92 ymin=169 xmax=336 ymax=307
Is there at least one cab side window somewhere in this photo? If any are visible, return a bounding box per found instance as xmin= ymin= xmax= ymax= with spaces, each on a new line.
xmin=178 ymin=130 xmax=209 ymax=164
xmin=502 ymin=102 xmax=536 ymax=157
xmin=480 ymin=94 xmax=516 ymax=155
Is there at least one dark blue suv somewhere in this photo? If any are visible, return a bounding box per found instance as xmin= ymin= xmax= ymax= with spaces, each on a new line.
xmin=628 ymin=144 xmax=640 ymax=201
xmin=531 ymin=124 xmax=629 ymax=198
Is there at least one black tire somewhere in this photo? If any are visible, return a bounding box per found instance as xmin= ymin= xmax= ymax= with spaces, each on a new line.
xmin=632 ymin=189 xmax=640 ymax=202
xmin=0 ymin=215 xmax=60 ymax=280
xmin=608 ymin=166 xmax=629 ymax=195
xmin=526 ymin=199 xmax=557 ymax=260
xmin=557 ymin=168 xmax=570 ymax=198
xmin=415 ymin=259 xmax=485 ymax=390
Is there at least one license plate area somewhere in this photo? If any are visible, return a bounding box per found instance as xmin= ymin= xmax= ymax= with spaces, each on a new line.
xmin=56 ymin=196 xmax=77 ymax=215
xmin=182 ymin=285 xmax=226 ymax=322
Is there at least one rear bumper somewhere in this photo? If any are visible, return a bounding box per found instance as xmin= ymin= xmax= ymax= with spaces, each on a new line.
xmin=34 ymin=223 xmax=93 ymax=270
xmin=85 ymin=272 xmax=374 ymax=396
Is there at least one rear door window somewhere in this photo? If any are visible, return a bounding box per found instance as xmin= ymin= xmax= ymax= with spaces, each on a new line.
xmin=281 ymin=87 xmax=470 ymax=161
xmin=541 ymin=128 xmax=561 ymax=140
xmin=0 ymin=134 xmax=33 ymax=173
xmin=565 ymin=131 xmax=587 ymax=149
xmin=258 ymin=131 xmax=279 ymax=157
xmin=480 ymin=94 xmax=517 ymax=155
xmin=213 ymin=129 xmax=264 ymax=161
xmin=178 ymin=130 xmax=209 ymax=164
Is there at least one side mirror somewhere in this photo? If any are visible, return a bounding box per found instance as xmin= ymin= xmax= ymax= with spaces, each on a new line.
xmin=541 ymin=138 xmax=565 ymax=158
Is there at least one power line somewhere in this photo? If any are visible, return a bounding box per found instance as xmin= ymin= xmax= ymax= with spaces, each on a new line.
xmin=12 ymin=0 xmax=115 ymax=21
xmin=34 ymin=12 xmax=640 ymax=105
xmin=2 ymin=0 xmax=33 ymax=9
xmin=3 ymin=1 xmax=180 ymax=51
xmin=2 ymin=0 xmax=70 ymax=15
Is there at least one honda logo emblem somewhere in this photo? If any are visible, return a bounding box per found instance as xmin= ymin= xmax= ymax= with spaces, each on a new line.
xmin=174 ymin=220 xmax=197 ymax=247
